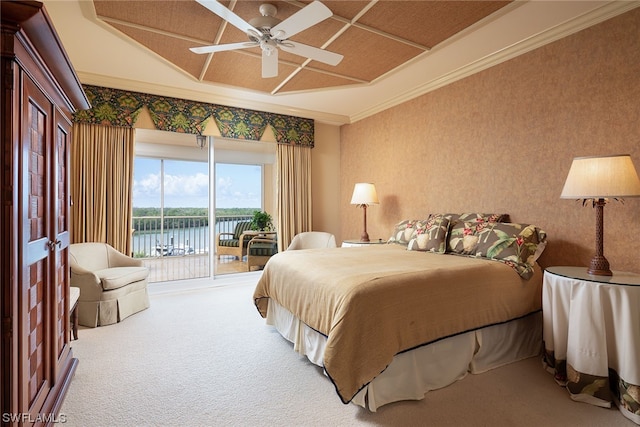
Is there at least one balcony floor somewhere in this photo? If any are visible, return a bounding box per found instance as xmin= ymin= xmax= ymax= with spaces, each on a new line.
xmin=142 ymin=254 xmax=251 ymax=283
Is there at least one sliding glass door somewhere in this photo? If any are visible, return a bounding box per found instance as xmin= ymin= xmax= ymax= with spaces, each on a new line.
xmin=132 ymin=130 xmax=276 ymax=282
xmin=213 ymin=163 xmax=262 ymax=274
xmin=132 ymin=158 xmax=210 ymax=282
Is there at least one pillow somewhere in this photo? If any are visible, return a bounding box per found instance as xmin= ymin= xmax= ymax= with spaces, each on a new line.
xmin=436 ymin=213 xmax=508 ymax=224
xmin=407 ymin=215 xmax=450 ymax=253
xmin=388 ymin=219 xmax=426 ymax=245
xmin=472 ymin=222 xmax=548 ymax=280
xmin=447 ymin=213 xmax=506 ymax=254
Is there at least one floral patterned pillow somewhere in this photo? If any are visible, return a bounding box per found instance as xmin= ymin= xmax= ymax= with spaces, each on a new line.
xmin=472 ymin=222 xmax=548 ymax=280
xmin=447 ymin=214 xmax=506 ymax=254
xmin=437 ymin=212 xmax=508 ymax=224
xmin=388 ymin=219 xmax=427 ymax=245
xmin=407 ymin=216 xmax=450 ymax=253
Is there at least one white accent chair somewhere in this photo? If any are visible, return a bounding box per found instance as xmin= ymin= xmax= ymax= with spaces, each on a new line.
xmin=69 ymin=242 xmax=150 ymax=327
xmin=286 ymin=232 xmax=337 ymax=250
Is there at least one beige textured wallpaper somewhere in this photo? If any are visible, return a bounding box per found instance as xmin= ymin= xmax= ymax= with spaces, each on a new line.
xmin=340 ymin=8 xmax=640 ymax=273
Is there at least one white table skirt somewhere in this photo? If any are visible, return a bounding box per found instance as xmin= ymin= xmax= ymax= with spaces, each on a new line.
xmin=542 ymin=267 xmax=640 ymax=424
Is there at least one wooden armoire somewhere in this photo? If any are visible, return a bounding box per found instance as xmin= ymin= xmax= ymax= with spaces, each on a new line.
xmin=1 ymin=1 xmax=90 ymax=424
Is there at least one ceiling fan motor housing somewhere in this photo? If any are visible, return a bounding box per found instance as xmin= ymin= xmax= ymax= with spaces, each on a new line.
xmin=248 ymin=3 xmax=281 ymax=41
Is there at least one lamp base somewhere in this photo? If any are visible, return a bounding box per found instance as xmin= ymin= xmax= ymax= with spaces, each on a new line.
xmin=360 ymin=231 xmax=370 ymax=242
xmin=587 ymin=255 xmax=612 ymax=276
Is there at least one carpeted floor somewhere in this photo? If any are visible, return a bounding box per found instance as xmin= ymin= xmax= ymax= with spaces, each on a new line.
xmin=59 ymin=275 xmax=634 ymax=427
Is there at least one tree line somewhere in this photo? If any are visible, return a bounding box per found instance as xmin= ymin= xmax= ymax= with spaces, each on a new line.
xmin=132 ymin=207 xmax=259 ymax=231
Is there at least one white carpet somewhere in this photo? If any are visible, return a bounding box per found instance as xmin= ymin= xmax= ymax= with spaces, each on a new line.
xmin=59 ymin=275 xmax=634 ymax=427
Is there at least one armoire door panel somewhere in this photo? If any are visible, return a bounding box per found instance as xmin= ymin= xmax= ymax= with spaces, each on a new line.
xmin=53 ymin=116 xmax=72 ymax=361
xmin=21 ymin=74 xmax=54 ymax=417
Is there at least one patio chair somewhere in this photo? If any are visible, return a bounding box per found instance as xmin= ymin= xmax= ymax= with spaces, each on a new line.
xmin=247 ymin=232 xmax=278 ymax=271
xmin=216 ymin=220 xmax=254 ymax=260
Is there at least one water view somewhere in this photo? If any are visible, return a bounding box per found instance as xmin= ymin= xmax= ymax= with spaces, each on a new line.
xmin=133 ymin=158 xmax=265 ymax=280
xmin=131 ymin=215 xmax=253 ymax=258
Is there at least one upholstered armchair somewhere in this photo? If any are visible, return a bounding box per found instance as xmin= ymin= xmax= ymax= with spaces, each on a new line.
xmin=286 ymin=232 xmax=337 ymax=250
xmin=215 ymin=220 xmax=253 ymax=260
xmin=69 ymin=242 xmax=150 ymax=327
xmin=247 ymin=232 xmax=278 ymax=271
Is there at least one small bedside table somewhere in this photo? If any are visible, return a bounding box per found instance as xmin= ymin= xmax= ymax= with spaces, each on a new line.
xmin=542 ymin=266 xmax=640 ymax=423
xmin=341 ymin=239 xmax=386 ymax=247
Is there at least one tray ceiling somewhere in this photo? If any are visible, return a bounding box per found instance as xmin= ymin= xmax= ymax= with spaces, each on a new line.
xmin=41 ymin=1 xmax=638 ymax=123
xmin=93 ymin=0 xmax=511 ymax=95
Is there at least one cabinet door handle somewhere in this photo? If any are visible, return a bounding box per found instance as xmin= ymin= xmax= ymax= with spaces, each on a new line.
xmin=48 ymin=239 xmax=61 ymax=252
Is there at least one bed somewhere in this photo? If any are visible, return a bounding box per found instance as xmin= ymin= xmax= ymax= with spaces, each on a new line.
xmin=253 ymin=214 xmax=547 ymax=411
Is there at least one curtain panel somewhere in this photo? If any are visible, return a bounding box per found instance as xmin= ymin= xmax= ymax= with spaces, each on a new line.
xmin=276 ymin=144 xmax=313 ymax=250
xmin=75 ymin=85 xmax=314 ymax=147
xmin=71 ymin=123 xmax=135 ymax=255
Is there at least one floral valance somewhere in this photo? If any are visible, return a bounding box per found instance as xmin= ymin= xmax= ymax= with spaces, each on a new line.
xmin=74 ymin=85 xmax=314 ymax=147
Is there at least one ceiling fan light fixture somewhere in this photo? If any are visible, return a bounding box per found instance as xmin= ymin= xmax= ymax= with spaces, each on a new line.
xmin=260 ymin=39 xmax=277 ymax=55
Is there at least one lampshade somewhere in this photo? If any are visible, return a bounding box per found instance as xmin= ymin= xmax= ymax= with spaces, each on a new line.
xmin=560 ymin=154 xmax=640 ymax=199
xmin=350 ymin=183 xmax=379 ymax=206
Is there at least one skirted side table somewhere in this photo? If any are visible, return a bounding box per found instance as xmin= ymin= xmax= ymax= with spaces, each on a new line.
xmin=542 ymin=266 xmax=640 ymax=425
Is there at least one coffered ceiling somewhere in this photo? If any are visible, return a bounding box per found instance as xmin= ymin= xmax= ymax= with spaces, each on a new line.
xmin=41 ymin=1 xmax=638 ymax=124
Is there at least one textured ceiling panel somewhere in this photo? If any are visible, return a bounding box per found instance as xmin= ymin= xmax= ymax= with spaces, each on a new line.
xmin=93 ymin=0 xmax=512 ymax=95
xmin=313 ymin=26 xmax=424 ymax=80
xmin=109 ymin=23 xmax=209 ymax=79
xmin=204 ymin=50 xmax=299 ymax=93
xmin=357 ymin=1 xmax=511 ymax=47
xmin=279 ymin=68 xmax=361 ymax=93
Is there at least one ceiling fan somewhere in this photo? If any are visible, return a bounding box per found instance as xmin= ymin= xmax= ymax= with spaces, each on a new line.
xmin=190 ymin=0 xmax=344 ymax=78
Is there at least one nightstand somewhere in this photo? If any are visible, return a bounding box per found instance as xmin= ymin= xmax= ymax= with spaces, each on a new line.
xmin=542 ymin=266 xmax=640 ymax=423
xmin=341 ymin=239 xmax=387 ymax=247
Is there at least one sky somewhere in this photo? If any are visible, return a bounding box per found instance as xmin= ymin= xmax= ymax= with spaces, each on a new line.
xmin=133 ymin=158 xmax=262 ymax=209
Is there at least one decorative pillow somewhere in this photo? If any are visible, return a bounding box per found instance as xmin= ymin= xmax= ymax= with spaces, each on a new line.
xmin=441 ymin=212 xmax=508 ymax=223
xmin=472 ymin=222 xmax=548 ymax=280
xmin=447 ymin=213 xmax=507 ymax=254
xmin=407 ymin=216 xmax=450 ymax=253
xmin=388 ymin=219 xmax=426 ymax=245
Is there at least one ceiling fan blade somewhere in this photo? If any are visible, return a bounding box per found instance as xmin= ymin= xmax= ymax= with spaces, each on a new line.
xmin=270 ymin=0 xmax=333 ymax=40
xmin=196 ymin=0 xmax=259 ymax=35
xmin=190 ymin=41 xmax=258 ymax=55
xmin=262 ymin=47 xmax=278 ymax=78
xmin=280 ymin=41 xmax=343 ymax=66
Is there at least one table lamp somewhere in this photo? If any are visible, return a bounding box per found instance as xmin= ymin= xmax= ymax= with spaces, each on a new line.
xmin=560 ymin=154 xmax=640 ymax=275
xmin=350 ymin=183 xmax=379 ymax=242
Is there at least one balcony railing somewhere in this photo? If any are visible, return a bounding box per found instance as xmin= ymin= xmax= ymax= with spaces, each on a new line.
xmin=132 ymin=214 xmax=253 ymax=258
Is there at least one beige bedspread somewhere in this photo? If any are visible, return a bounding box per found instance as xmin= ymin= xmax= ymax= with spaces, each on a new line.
xmin=253 ymin=244 xmax=543 ymax=404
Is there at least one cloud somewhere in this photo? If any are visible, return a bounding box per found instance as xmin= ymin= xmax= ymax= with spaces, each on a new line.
xmin=164 ymin=172 xmax=208 ymax=196
xmin=133 ymin=173 xmax=161 ymax=198
xmin=134 ymin=172 xmax=209 ymax=207
xmin=217 ymin=176 xmax=233 ymax=194
xmin=133 ymin=165 xmax=261 ymax=208
xmin=216 ymin=176 xmax=260 ymax=208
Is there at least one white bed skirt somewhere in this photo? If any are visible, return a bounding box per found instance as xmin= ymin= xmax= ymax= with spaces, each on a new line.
xmin=266 ymin=299 xmax=542 ymax=411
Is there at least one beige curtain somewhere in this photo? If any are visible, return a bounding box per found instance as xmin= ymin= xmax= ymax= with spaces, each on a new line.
xmin=276 ymin=144 xmax=312 ymax=250
xmin=71 ymin=123 xmax=135 ymax=255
